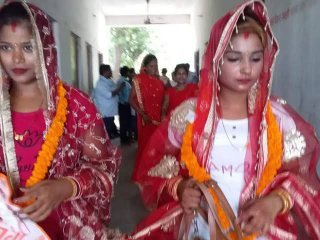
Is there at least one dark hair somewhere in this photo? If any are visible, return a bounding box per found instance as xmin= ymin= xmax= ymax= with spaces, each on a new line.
xmin=0 ymin=2 xmax=31 ymax=30
xmin=99 ymin=64 xmax=111 ymax=75
xmin=161 ymin=68 xmax=167 ymax=74
xmin=142 ymin=54 xmax=157 ymax=68
xmin=174 ymin=64 xmax=189 ymax=76
xmin=128 ymin=68 xmax=135 ymax=74
xmin=234 ymin=7 xmax=267 ymax=48
xmin=120 ymin=66 xmax=129 ymax=76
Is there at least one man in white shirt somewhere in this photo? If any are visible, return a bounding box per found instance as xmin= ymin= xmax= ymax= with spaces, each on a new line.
xmin=92 ymin=64 xmax=124 ymax=139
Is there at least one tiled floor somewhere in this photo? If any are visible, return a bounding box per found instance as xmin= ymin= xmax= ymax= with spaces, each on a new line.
xmin=109 ymin=139 xmax=149 ymax=234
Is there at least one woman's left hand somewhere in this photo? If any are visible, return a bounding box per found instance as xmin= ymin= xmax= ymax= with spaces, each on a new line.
xmin=14 ymin=178 xmax=73 ymax=222
xmin=237 ymin=193 xmax=283 ymax=236
xmin=151 ymin=120 xmax=161 ymax=125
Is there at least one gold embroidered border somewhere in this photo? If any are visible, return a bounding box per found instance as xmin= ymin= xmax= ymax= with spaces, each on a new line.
xmin=130 ymin=207 xmax=183 ymax=239
xmin=133 ymin=77 xmax=144 ymax=112
xmin=148 ymin=155 xmax=180 ymax=179
xmin=284 ymin=129 xmax=306 ymax=162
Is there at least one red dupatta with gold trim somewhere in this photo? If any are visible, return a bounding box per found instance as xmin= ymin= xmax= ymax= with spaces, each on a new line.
xmin=130 ymin=1 xmax=320 ymax=239
xmin=0 ymin=1 xmax=121 ymax=239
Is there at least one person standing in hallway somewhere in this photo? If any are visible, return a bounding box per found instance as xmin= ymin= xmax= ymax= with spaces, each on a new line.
xmin=129 ymin=1 xmax=320 ymax=239
xmin=185 ymin=63 xmax=199 ymax=84
xmin=93 ymin=64 xmax=124 ymax=139
xmin=0 ymin=1 xmax=121 ymax=239
xmin=160 ymin=67 xmax=171 ymax=88
xmin=129 ymin=54 xmax=165 ymax=182
xmin=117 ymin=66 xmax=132 ymax=144
xmin=128 ymin=67 xmax=136 ymax=85
xmin=161 ymin=63 xmax=198 ymax=120
xmin=128 ymin=67 xmax=138 ymax=141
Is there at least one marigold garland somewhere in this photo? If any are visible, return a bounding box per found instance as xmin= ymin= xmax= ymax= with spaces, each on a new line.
xmin=181 ymin=123 xmax=240 ymax=239
xmin=180 ymin=101 xmax=282 ymax=239
xmin=256 ymin=102 xmax=283 ymax=194
xmin=25 ymin=80 xmax=68 ymax=187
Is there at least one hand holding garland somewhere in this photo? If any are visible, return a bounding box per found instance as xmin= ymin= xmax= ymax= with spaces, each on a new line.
xmin=13 ymin=80 xmax=78 ymax=222
xmin=177 ymin=102 xmax=291 ymax=239
xmin=237 ymin=190 xmax=291 ymax=236
xmin=177 ymin=178 xmax=201 ymax=215
xmin=14 ymin=178 xmax=77 ymax=222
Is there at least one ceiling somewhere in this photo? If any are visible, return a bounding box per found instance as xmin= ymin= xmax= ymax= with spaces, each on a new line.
xmin=100 ymin=0 xmax=196 ymax=16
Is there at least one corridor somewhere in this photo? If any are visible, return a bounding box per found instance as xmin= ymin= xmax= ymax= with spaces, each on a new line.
xmin=109 ymin=140 xmax=148 ymax=234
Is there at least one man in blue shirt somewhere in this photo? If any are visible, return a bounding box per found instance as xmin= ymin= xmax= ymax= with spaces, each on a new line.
xmin=185 ymin=63 xmax=199 ymax=84
xmin=92 ymin=64 xmax=124 ymax=139
xmin=117 ymin=66 xmax=132 ymax=144
xmin=128 ymin=68 xmax=138 ymax=141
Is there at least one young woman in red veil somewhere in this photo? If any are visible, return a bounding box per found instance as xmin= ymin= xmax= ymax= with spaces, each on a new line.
xmin=0 ymin=1 xmax=121 ymax=239
xmin=161 ymin=63 xmax=198 ymax=120
xmin=129 ymin=1 xmax=320 ymax=239
xmin=129 ymin=54 xmax=165 ymax=182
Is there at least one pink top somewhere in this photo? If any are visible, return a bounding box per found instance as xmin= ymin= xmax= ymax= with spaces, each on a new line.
xmin=12 ymin=109 xmax=45 ymax=186
xmin=11 ymin=109 xmax=61 ymax=239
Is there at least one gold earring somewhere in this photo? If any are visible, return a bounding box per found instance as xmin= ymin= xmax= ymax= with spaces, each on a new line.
xmin=248 ymin=81 xmax=259 ymax=114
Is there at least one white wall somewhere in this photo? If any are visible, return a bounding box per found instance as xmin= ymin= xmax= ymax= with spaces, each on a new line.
xmin=267 ymin=0 xmax=320 ymax=176
xmin=266 ymin=0 xmax=320 ymax=135
xmin=191 ymin=0 xmax=241 ymax=61
xmin=266 ymin=0 xmax=320 ymax=175
xmin=0 ymin=0 xmax=109 ymax=93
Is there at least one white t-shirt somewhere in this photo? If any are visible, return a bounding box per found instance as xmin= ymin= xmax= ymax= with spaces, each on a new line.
xmin=189 ymin=119 xmax=266 ymax=240
xmin=209 ymin=118 xmax=248 ymax=214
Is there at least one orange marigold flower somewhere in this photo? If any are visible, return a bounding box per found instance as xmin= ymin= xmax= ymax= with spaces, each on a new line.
xmin=26 ymin=80 xmax=68 ymax=188
xmin=180 ymin=101 xmax=283 ymax=239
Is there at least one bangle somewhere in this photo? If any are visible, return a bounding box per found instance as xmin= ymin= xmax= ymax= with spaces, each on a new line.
xmin=273 ymin=188 xmax=293 ymax=215
xmin=167 ymin=176 xmax=183 ymax=201
xmin=62 ymin=177 xmax=78 ymax=200
xmin=172 ymin=177 xmax=183 ymax=201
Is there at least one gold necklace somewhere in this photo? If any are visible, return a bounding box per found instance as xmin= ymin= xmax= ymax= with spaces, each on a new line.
xmin=12 ymin=97 xmax=44 ymax=142
xmin=14 ymin=131 xmax=27 ymax=142
xmin=220 ymin=118 xmax=248 ymax=152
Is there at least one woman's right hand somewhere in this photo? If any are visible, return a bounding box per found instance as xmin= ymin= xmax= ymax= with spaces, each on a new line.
xmin=14 ymin=178 xmax=73 ymax=222
xmin=151 ymin=120 xmax=161 ymax=126
xmin=177 ymin=178 xmax=202 ymax=215
xmin=141 ymin=112 xmax=151 ymax=124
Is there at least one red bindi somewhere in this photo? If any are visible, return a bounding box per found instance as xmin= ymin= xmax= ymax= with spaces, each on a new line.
xmin=243 ymin=32 xmax=250 ymax=39
xmin=11 ymin=21 xmax=17 ymax=32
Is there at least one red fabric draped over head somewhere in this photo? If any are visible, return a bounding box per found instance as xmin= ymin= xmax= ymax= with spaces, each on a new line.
xmin=2 ymin=0 xmax=59 ymax=122
xmin=193 ymin=1 xmax=279 ymax=183
xmin=0 ymin=1 xmax=121 ymax=238
xmin=130 ymin=1 xmax=320 ymax=239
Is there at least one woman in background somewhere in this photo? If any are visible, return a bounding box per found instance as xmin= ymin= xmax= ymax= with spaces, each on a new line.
xmin=129 ymin=54 xmax=165 ymax=182
xmin=161 ymin=63 xmax=198 ymax=119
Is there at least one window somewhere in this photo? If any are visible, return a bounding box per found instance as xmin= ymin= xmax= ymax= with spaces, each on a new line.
xmin=194 ymin=50 xmax=200 ymax=77
xmin=86 ymin=42 xmax=93 ymax=93
xmin=70 ymin=32 xmax=80 ymax=88
xmin=98 ymin=52 xmax=103 ymax=67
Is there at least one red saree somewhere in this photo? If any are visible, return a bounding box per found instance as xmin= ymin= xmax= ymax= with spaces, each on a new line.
xmin=0 ymin=1 xmax=121 ymax=239
xmin=129 ymin=1 xmax=320 ymax=239
xmin=165 ymin=83 xmax=198 ymax=116
xmin=132 ymin=72 xmax=165 ymax=182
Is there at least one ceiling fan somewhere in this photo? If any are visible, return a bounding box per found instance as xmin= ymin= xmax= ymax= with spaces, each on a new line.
xmin=144 ymin=0 xmax=166 ymax=25
xmin=144 ymin=0 xmax=151 ymax=24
